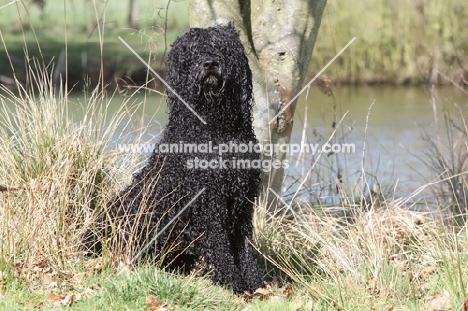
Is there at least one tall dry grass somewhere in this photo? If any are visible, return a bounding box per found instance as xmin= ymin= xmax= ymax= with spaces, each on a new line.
xmin=253 ymin=76 xmax=468 ymax=308
xmin=0 ymin=60 xmax=147 ymax=279
xmin=254 ymin=198 xmax=468 ymax=308
xmin=421 ymin=85 xmax=468 ymax=225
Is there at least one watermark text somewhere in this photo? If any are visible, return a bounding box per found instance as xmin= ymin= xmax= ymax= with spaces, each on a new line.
xmin=118 ymin=141 xmax=356 ymax=156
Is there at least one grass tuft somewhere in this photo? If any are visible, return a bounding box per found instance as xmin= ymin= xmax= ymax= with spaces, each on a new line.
xmin=0 ymin=59 xmax=144 ymax=280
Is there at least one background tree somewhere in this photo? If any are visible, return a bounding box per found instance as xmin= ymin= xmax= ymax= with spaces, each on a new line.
xmin=189 ymin=0 xmax=327 ymax=210
xmin=128 ymin=0 xmax=140 ymax=29
xmin=30 ymin=0 xmax=45 ymax=10
xmin=30 ymin=0 xmax=45 ymax=20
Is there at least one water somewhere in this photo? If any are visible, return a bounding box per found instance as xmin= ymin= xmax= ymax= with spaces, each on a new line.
xmin=12 ymin=85 xmax=468 ymax=200
xmin=288 ymin=85 xmax=467 ymax=200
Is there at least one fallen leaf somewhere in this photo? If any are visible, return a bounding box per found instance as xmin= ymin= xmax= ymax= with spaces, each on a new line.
xmin=254 ymin=287 xmax=269 ymax=296
xmin=25 ymin=300 xmax=43 ymax=308
xmin=413 ymin=266 xmax=437 ymax=282
xmin=85 ymin=257 xmax=102 ymax=273
xmin=242 ymin=291 xmax=254 ymax=303
xmin=45 ymin=286 xmax=96 ymax=307
xmin=41 ymin=273 xmax=60 ymax=287
xmin=81 ymin=285 xmax=97 ymax=298
xmin=46 ymin=293 xmax=62 ymax=306
xmin=420 ymin=266 xmax=437 ymax=277
xmin=233 ymin=295 xmax=244 ymax=304
xmin=427 ymin=290 xmax=450 ymax=310
xmin=46 ymin=293 xmax=74 ymax=307
xmin=88 ymin=283 xmax=100 ymax=290
xmin=283 ymin=286 xmax=294 ymax=297
xmin=71 ymin=272 xmax=87 ymax=284
xmin=59 ymin=294 xmax=74 ymax=306
xmin=146 ymin=295 xmax=168 ymax=311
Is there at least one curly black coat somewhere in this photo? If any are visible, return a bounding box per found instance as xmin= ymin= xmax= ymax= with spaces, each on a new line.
xmin=84 ymin=24 xmax=264 ymax=293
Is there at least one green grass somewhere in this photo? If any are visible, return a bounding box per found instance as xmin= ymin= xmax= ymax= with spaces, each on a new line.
xmin=0 ymin=266 xmax=319 ymax=310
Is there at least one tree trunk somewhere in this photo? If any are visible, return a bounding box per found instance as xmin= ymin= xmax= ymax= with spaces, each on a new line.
xmin=128 ymin=0 xmax=140 ymax=29
xmin=189 ymin=0 xmax=327 ymax=212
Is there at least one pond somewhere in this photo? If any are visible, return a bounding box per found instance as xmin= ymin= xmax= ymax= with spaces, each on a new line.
xmin=287 ymin=85 xmax=467 ymax=202
xmin=10 ymin=84 xmax=468 ymax=202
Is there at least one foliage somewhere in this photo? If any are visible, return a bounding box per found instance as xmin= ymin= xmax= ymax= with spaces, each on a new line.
xmin=314 ymin=0 xmax=468 ymax=84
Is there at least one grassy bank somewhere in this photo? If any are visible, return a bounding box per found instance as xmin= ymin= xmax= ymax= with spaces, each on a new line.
xmin=0 ymin=0 xmax=468 ymax=84
xmin=1 ymin=0 xmax=468 ymax=85
xmin=0 ymin=61 xmax=467 ymax=310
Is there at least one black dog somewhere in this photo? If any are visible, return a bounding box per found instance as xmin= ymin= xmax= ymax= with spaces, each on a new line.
xmin=83 ymin=24 xmax=264 ymax=293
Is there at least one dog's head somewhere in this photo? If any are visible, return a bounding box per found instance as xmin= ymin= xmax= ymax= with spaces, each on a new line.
xmin=165 ymin=24 xmax=253 ymax=117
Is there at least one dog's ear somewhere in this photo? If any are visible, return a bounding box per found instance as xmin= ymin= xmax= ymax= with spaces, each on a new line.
xmin=238 ymin=62 xmax=255 ymax=129
xmin=222 ymin=27 xmax=254 ymax=126
xmin=165 ymin=28 xmax=203 ymax=114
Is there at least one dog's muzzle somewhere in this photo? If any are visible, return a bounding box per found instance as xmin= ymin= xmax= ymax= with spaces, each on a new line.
xmin=200 ymin=57 xmax=222 ymax=88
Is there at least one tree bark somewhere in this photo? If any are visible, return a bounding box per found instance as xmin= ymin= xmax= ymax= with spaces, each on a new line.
xmin=189 ymin=0 xmax=327 ymax=211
